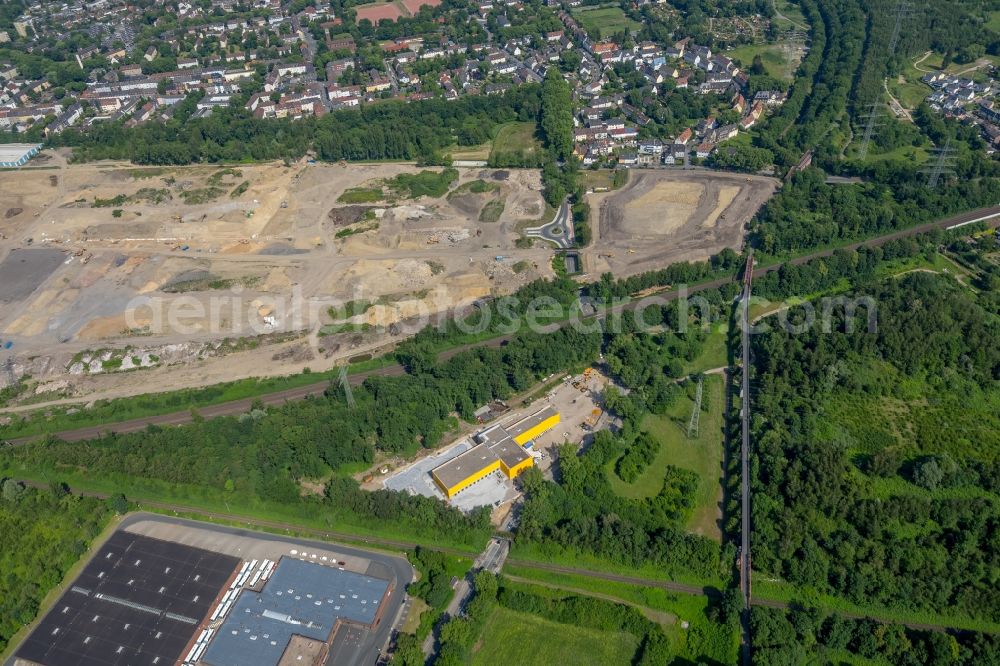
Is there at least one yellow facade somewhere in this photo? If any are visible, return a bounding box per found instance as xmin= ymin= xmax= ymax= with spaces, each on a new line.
xmin=501 ymin=457 xmax=535 ymax=479
xmin=433 ymin=459 xmax=501 ymax=498
xmin=512 ymin=413 xmax=560 ymax=446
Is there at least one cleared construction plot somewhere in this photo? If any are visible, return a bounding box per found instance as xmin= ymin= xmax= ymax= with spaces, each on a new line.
xmin=588 ymin=170 xmax=777 ymax=278
xmin=0 ymin=158 xmax=554 ymax=405
xmin=0 ymin=157 xmax=776 ymax=410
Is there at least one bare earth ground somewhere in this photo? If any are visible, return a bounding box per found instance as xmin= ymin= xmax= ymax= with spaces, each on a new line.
xmin=0 ymin=155 xmax=776 ymax=409
xmin=584 ymin=169 xmax=778 ymax=278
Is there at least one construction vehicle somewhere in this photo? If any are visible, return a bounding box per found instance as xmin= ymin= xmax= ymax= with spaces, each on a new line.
xmin=599 ymin=252 xmax=615 ymax=259
xmin=627 ymin=249 xmax=636 ymax=254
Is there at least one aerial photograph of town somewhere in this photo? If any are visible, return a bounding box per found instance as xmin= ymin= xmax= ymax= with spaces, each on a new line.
xmin=0 ymin=0 xmax=999 ymax=664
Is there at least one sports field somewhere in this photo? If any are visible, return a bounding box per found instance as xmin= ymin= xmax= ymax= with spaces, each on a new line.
xmin=607 ymin=375 xmax=725 ymax=540
xmin=471 ymin=606 xmax=638 ymax=665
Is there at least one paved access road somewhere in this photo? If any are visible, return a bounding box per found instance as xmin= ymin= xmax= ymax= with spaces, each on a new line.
xmin=524 ymin=199 xmax=573 ymax=248
xmin=5 ymin=204 xmax=1000 ymax=447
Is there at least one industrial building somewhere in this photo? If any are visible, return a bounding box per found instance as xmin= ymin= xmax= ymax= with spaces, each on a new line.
xmin=431 ymin=406 xmax=560 ymax=498
xmin=200 ymin=557 xmax=391 ymax=666
xmin=15 ymin=532 xmax=239 ymax=666
xmin=0 ymin=142 xmax=41 ymax=167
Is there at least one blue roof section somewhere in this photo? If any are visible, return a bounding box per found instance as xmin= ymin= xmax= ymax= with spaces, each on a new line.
xmin=202 ymin=558 xmax=390 ymax=666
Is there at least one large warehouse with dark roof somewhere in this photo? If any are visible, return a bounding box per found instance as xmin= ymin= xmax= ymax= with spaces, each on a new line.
xmin=201 ymin=557 xmax=392 ymax=666
xmin=15 ymin=531 xmax=239 ymax=666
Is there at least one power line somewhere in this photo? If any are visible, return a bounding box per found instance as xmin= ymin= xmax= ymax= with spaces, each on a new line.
xmin=856 ymin=1 xmax=914 ymax=157
xmin=687 ymin=375 xmax=704 ymax=439
xmin=922 ymin=138 xmax=957 ymax=188
xmin=888 ymin=1 xmax=915 ymax=53
xmin=856 ymin=103 xmax=882 ymax=160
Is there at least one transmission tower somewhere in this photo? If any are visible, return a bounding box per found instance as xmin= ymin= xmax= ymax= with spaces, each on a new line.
xmin=687 ymin=376 xmax=704 ymax=439
xmin=888 ymin=1 xmax=915 ymax=53
xmin=922 ymin=138 xmax=957 ymax=188
xmin=856 ymin=103 xmax=883 ymax=160
xmin=853 ymin=3 xmax=913 ymax=161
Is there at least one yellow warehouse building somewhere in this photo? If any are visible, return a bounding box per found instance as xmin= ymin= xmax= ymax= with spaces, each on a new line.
xmin=431 ymin=406 xmax=560 ymax=499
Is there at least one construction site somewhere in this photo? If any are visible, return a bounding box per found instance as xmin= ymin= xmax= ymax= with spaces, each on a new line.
xmin=0 ymin=154 xmax=773 ymax=409
xmin=586 ymin=170 xmax=777 ymax=277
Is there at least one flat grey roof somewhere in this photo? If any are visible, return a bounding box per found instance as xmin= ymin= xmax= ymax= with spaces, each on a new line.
xmin=491 ymin=439 xmax=531 ymax=469
xmin=202 ymin=558 xmax=389 ymax=666
xmin=432 ymin=444 xmax=499 ymax=489
xmin=475 ymin=423 xmax=509 ymax=447
xmin=506 ymin=405 xmax=558 ymax=439
xmin=0 ymin=143 xmax=41 ymax=162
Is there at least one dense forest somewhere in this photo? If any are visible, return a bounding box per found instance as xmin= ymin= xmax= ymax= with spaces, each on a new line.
xmin=749 ymin=271 xmax=1000 ymax=621
xmin=752 ymin=605 xmax=1000 ymax=665
xmin=0 ymin=482 xmax=112 ymax=653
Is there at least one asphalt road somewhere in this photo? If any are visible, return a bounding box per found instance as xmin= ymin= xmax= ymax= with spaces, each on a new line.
xmin=524 ymin=199 xmax=572 ymax=248
xmin=6 ymin=204 xmax=1000 ymax=447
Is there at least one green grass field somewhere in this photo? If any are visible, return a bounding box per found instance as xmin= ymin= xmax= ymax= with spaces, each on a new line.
xmin=489 ymin=122 xmax=543 ymax=163
xmin=501 ymin=567 xmax=740 ymax=664
xmin=570 ymin=6 xmax=642 ymax=37
xmin=470 ymin=606 xmax=639 ymax=666
xmin=726 ymin=43 xmax=797 ymax=81
xmin=682 ymin=324 xmax=729 ymax=374
xmin=606 ymin=375 xmax=725 ymax=540
xmin=989 ymin=10 xmax=1000 ymax=32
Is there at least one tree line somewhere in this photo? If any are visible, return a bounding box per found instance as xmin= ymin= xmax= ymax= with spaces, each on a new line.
xmin=52 ymin=84 xmax=545 ymax=165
